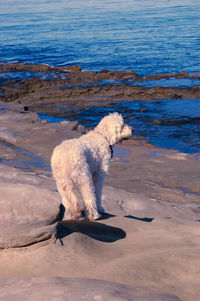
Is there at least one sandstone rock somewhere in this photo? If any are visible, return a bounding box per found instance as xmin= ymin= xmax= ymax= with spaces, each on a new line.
xmin=81 ymin=70 xmax=98 ymax=81
xmin=63 ymin=65 xmax=82 ymax=73
xmin=190 ymin=73 xmax=200 ymax=78
xmin=142 ymin=71 xmax=190 ymax=80
xmin=0 ymin=277 xmax=182 ymax=301
xmin=142 ymin=73 xmax=174 ymax=80
xmin=122 ymin=70 xmax=139 ymax=80
xmin=0 ymin=127 xmax=17 ymax=143
xmin=99 ymin=69 xmax=110 ymax=73
xmin=0 ymin=164 xmax=60 ymax=248
xmin=175 ymin=71 xmax=189 ymax=78
xmin=110 ymin=70 xmax=125 ymax=78
xmin=0 ymin=103 xmax=200 ymax=301
xmin=1 ymin=63 xmax=52 ymax=72
xmin=0 ymin=63 xmax=200 ymax=103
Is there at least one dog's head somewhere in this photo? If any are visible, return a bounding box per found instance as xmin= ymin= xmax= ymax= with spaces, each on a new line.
xmin=95 ymin=112 xmax=132 ymax=145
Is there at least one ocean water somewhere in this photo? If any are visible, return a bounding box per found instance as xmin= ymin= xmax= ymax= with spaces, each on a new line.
xmin=0 ymin=0 xmax=199 ymax=75
xmin=0 ymin=0 xmax=200 ymax=153
xmin=38 ymin=98 xmax=200 ymax=153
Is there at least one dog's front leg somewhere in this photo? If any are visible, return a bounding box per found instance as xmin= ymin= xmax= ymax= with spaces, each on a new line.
xmin=94 ymin=170 xmax=106 ymax=214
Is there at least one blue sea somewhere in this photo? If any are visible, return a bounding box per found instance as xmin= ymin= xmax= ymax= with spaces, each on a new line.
xmin=0 ymin=0 xmax=200 ymax=153
xmin=0 ymin=0 xmax=199 ymax=75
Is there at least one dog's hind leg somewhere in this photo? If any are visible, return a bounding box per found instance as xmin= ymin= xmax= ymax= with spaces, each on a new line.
xmin=64 ymin=190 xmax=82 ymax=220
xmin=56 ymin=179 xmax=82 ymax=220
xmin=78 ymin=173 xmax=101 ymax=221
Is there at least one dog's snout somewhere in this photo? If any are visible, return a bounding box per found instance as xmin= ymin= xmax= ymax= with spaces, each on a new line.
xmin=121 ymin=123 xmax=132 ymax=139
xmin=129 ymin=124 xmax=133 ymax=133
xmin=125 ymin=123 xmax=133 ymax=133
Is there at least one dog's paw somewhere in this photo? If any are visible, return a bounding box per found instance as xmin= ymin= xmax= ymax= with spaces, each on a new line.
xmin=97 ymin=206 xmax=105 ymax=214
xmin=88 ymin=213 xmax=101 ymax=221
xmin=86 ymin=208 xmax=101 ymax=221
xmin=63 ymin=210 xmax=77 ymax=221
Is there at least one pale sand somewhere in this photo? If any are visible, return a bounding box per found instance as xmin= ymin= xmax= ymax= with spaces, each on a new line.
xmin=0 ymin=104 xmax=200 ymax=300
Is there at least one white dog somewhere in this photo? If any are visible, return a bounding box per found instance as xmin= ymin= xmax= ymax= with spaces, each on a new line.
xmin=51 ymin=113 xmax=132 ymax=221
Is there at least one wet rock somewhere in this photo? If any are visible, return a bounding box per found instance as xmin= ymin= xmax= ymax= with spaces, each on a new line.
xmin=99 ymin=69 xmax=110 ymax=73
xmin=0 ymin=63 xmax=54 ymax=72
xmin=1 ymin=63 xmax=200 ymax=103
xmin=63 ymin=65 xmax=82 ymax=73
xmin=140 ymin=107 xmax=147 ymax=112
xmin=2 ymin=82 xmax=200 ymax=103
xmin=122 ymin=70 xmax=139 ymax=80
xmin=176 ymin=71 xmax=189 ymax=78
xmin=110 ymin=70 xmax=125 ymax=78
xmin=190 ymin=73 xmax=200 ymax=79
xmin=108 ymin=70 xmax=139 ymax=80
xmin=79 ymin=70 xmax=98 ymax=82
xmin=142 ymin=72 xmax=190 ymax=80
xmin=142 ymin=73 xmax=175 ymax=80
xmin=147 ymin=119 xmax=162 ymax=125
xmin=171 ymin=93 xmax=183 ymax=99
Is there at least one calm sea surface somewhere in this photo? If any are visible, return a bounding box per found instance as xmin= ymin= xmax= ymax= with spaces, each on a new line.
xmin=0 ymin=0 xmax=199 ymax=75
xmin=0 ymin=0 xmax=200 ymax=153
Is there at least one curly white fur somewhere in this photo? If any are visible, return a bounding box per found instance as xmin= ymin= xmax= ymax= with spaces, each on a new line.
xmin=51 ymin=112 xmax=132 ymax=221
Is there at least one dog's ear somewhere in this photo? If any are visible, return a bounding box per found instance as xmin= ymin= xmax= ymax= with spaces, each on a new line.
xmin=113 ymin=123 xmax=123 ymax=143
xmin=106 ymin=123 xmax=122 ymax=145
xmin=95 ymin=113 xmax=124 ymax=145
xmin=115 ymin=124 xmax=121 ymax=136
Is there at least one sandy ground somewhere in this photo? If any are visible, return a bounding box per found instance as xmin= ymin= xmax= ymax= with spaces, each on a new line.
xmin=0 ymin=103 xmax=200 ymax=301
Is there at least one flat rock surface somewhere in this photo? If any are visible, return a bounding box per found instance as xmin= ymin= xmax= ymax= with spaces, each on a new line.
xmin=0 ymin=106 xmax=200 ymax=301
xmin=0 ymin=277 xmax=182 ymax=301
xmin=0 ymin=108 xmax=199 ymax=204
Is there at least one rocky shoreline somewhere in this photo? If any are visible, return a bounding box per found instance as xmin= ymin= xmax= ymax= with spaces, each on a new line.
xmin=0 ymin=108 xmax=200 ymax=300
xmin=1 ymin=63 xmax=200 ymax=104
xmin=0 ymin=65 xmax=200 ymax=300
